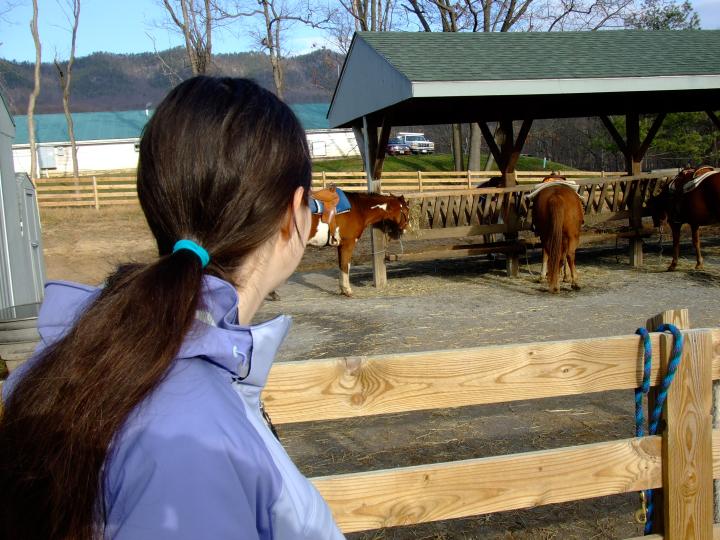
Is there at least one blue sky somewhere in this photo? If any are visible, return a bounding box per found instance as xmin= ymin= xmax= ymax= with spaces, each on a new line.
xmin=0 ymin=0 xmax=329 ymax=62
xmin=1 ymin=0 xmax=719 ymax=63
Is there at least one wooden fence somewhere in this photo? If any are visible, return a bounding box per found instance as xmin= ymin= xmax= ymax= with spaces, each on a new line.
xmin=34 ymin=170 xmax=625 ymax=209
xmin=383 ymin=174 xmax=670 ymax=269
xmin=263 ymin=309 xmax=718 ymax=538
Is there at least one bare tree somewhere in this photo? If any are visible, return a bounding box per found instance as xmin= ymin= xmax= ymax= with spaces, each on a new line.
xmin=55 ymin=0 xmax=81 ymax=180
xmin=28 ymin=0 xmax=41 ymax=183
xmin=255 ymin=0 xmax=331 ymax=99
xmin=160 ymin=0 xmax=259 ymax=75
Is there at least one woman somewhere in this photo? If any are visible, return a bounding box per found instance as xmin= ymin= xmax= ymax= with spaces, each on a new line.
xmin=0 ymin=77 xmax=344 ymax=540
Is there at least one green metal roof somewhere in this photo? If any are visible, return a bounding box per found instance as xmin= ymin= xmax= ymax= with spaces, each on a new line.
xmin=12 ymin=103 xmax=331 ymax=144
xmin=357 ymin=30 xmax=720 ymax=82
xmin=329 ymin=30 xmax=720 ymax=127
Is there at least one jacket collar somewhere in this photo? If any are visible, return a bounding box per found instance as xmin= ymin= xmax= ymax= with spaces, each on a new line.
xmin=37 ymin=275 xmax=291 ymax=388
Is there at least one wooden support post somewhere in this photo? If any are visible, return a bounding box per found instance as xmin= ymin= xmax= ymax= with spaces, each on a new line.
xmin=362 ymin=115 xmax=387 ymax=289
xmin=418 ymin=171 xmax=423 ymax=191
xmin=661 ymin=327 xmax=713 ymax=539
xmin=321 ymin=171 xmax=327 ymax=189
xmin=627 ymin=112 xmax=644 ymax=268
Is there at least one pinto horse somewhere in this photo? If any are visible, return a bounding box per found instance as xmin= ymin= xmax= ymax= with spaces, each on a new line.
xmin=308 ymin=191 xmax=410 ymax=296
xmin=648 ymin=166 xmax=720 ymax=271
xmin=529 ymin=177 xmax=584 ymax=293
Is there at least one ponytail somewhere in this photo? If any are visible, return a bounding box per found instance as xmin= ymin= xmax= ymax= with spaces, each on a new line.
xmin=0 ymin=253 xmax=205 ymax=539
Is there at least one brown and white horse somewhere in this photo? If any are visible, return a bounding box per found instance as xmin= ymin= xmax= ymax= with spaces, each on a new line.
xmin=648 ymin=166 xmax=720 ymax=271
xmin=530 ymin=177 xmax=584 ymax=293
xmin=308 ymin=191 xmax=410 ymax=296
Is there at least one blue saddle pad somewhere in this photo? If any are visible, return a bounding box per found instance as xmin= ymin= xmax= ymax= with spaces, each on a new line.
xmin=310 ymin=188 xmax=351 ymax=215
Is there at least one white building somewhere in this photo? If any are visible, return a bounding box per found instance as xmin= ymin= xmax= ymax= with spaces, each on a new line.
xmin=13 ymin=104 xmax=359 ymax=176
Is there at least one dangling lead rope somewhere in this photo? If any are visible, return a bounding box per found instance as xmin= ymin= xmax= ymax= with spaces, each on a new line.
xmin=634 ymin=323 xmax=684 ymax=534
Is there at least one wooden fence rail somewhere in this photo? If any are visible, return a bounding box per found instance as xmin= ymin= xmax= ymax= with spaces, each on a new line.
xmin=34 ymin=171 xmax=626 ymax=208
xmin=263 ymin=309 xmax=716 ymax=538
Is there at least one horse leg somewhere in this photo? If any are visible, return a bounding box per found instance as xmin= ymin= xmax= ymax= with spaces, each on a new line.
xmin=567 ymin=238 xmax=580 ymax=290
xmin=538 ymin=247 xmax=548 ymax=283
xmin=692 ymin=224 xmax=704 ymax=269
xmin=337 ymin=241 xmax=354 ymax=297
xmin=562 ymin=259 xmax=570 ymax=282
xmin=668 ymin=223 xmax=681 ymax=271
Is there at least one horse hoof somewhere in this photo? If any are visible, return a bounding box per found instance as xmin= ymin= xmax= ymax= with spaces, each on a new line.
xmin=696 ymin=264 xmax=704 ymax=270
xmin=267 ymin=291 xmax=281 ymax=301
xmin=666 ymin=266 xmax=677 ymax=272
xmin=549 ymin=287 xmax=559 ymax=294
xmin=571 ymin=283 xmax=581 ymax=291
xmin=340 ymin=289 xmax=353 ymax=298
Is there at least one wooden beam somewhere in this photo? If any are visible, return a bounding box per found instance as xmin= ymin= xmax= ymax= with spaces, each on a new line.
xmin=506 ymin=118 xmax=533 ymax=173
xmin=477 ymin=121 xmax=503 ymax=169
xmin=312 ymin=436 xmax=663 ymax=533
xmin=707 ymin=111 xmax=720 ymax=131
xmin=373 ymin=117 xmax=391 ymax=181
xmin=600 ymin=115 xmax=628 ymax=156
xmin=263 ymin=329 xmax=720 ymax=425
xmin=662 ymin=328 xmax=714 ymax=539
xmin=639 ymin=113 xmax=667 ymax=159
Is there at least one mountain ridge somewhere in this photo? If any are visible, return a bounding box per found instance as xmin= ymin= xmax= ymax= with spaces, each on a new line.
xmin=0 ymin=47 xmax=342 ymax=116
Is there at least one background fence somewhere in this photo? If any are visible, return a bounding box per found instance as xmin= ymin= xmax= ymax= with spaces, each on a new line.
xmin=34 ymin=170 xmax=625 ymax=209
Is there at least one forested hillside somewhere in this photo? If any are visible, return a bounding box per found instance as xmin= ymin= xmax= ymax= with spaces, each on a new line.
xmin=0 ymin=47 xmax=342 ymax=115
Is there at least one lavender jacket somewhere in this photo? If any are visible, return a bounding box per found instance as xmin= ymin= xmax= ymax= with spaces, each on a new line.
xmin=3 ymin=276 xmax=345 ymax=540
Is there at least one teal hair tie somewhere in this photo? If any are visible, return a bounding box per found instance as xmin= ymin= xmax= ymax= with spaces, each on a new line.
xmin=173 ymin=239 xmax=210 ymax=268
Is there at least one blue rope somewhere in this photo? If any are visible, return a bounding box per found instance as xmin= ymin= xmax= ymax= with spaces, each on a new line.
xmin=634 ymin=323 xmax=684 ymax=535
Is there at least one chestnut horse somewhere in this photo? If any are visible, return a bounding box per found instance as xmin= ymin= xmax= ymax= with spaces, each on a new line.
xmin=308 ymin=191 xmax=410 ymax=296
xmin=530 ymin=178 xmax=584 ymax=293
xmin=648 ymin=166 xmax=720 ymax=271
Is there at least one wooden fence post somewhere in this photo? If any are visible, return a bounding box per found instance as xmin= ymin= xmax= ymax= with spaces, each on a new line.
xmin=418 ymin=171 xmax=423 ymax=191
xmin=645 ymin=309 xmax=690 ymax=534
xmin=92 ymin=176 xmax=100 ymax=210
xmin=322 ymin=171 xmax=327 ymax=189
xmin=660 ymin=325 xmax=713 ymax=539
xmin=467 ymin=170 xmax=472 ymax=189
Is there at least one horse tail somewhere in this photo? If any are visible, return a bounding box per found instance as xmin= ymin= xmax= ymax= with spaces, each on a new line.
xmin=547 ymin=195 xmax=565 ymax=290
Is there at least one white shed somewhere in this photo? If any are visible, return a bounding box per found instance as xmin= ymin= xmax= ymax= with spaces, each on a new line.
xmin=0 ymin=93 xmax=46 ymax=310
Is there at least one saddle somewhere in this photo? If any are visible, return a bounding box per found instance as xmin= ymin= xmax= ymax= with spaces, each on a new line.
xmin=310 ymin=186 xmax=341 ymax=246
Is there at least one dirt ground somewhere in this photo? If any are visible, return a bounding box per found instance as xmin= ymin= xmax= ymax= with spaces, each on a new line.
xmin=39 ymin=206 xmax=720 ymax=539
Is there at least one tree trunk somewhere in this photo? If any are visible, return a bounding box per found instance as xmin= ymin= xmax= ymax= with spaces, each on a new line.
xmin=469 ymin=123 xmax=483 ymax=171
xmin=451 ymin=123 xmax=463 ymax=170
xmin=28 ymin=0 xmax=41 ymax=183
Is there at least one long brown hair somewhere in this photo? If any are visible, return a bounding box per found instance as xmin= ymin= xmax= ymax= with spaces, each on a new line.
xmin=0 ymin=77 xmax=311 ymax=539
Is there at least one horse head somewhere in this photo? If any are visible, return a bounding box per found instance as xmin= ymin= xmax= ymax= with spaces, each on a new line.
xmin=647 ymin=190 xmax=671 ymax=228
xmin=381 ymin=194 xmax=411 ymax=240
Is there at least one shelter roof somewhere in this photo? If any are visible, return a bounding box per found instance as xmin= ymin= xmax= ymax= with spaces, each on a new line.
xmin=12 ymin=104 xmax=331 ymax=144
xmin=328 ymin=30 xmax=720 ymax=128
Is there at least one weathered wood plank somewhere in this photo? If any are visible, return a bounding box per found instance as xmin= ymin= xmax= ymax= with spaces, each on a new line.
xmin=263 ymin=329 xmax=720 ymax=424
xmin=311 ymin=436 xmax=663 ymax=533
xmin=663 ymin=329 xmax=713 ymax=539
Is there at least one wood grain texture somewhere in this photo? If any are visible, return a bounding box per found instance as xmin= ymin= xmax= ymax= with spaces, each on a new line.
xmin=663 ymin=329 xmax=714 ymax=539
xmin=625 ymin=523 xmax=720 ymax=540
xmin=311 ymin=436 xmax=663 ymax=533
xmin=263 ymin=329 xmax=720 ymax=425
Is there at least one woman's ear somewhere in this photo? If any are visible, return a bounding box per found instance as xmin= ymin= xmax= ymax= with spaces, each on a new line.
xmin=280 ymin=187 xmax=307 ymax=240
